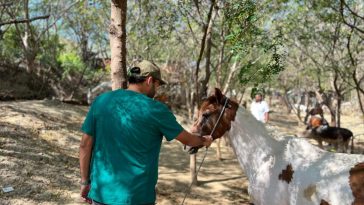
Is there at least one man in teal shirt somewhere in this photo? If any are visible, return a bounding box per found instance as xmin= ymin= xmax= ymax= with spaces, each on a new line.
xmin=79 ymin=60 xmax=212 ymax=205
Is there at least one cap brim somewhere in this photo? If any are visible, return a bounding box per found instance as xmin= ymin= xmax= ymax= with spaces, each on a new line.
xmin=149 ymin=72 xmax=167 ymax=85
xmin=159 ymin=79 xmax=167 ymax=85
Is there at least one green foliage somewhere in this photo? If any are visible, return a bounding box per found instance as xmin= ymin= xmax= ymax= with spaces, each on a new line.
xmin=37 ymin=34 xmax=64 ymax=68
xmin=225 ymin=0 xmax=262 ymax=56
xmin=1 ymin=0 xmax=361 ymax=103
xmin=57 ymin=51 xmax=86 ymax=79
xmin=56 ymin=47 xmax=106 ymax=82
xmin=225 ymin=0 xmax=285 ymax=87
xmin=267 ymin=0 xmax=364 ymax=97
xmin=238 ymin=35 xmax=285 ymax=85
xmin=127 ymin=0 xmax=180 ymax=60
xmin=0 ymin=27 xmax=24 ymax=61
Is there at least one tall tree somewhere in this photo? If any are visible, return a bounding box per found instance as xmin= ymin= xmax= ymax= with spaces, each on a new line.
xmin=110 ymin=0 xmax=128 ymax=90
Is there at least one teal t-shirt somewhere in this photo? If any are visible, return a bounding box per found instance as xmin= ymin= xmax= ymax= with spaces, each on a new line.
xmin=81 ymin=89 xmax=184 ymax=205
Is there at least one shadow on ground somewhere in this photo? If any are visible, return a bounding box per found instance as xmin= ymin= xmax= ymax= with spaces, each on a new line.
xmin=0 ymin=122 xmax=78 ymax=204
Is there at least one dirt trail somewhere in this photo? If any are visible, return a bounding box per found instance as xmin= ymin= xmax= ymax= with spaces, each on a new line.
xmin=0 ymin=100 xmax=86 ymax=205
xmin=0 ymin=100 xmax=363 ymax=205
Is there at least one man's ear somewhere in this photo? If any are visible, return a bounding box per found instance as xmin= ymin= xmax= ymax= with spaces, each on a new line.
xmin=146 ymin=76 xmax=153 ymax=85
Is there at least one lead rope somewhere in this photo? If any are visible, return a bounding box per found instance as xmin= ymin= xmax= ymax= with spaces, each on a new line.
xmin=181 ymin=97 xmax=229 ymax=205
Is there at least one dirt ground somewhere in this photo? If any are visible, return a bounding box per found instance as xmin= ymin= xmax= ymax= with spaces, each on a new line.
xmin=1 ymin=100 xmax=363 ymax=205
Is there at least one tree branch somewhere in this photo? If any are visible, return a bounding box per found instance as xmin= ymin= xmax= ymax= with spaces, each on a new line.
xmin=195 ymin=0 xmax=215 ymax=104
xmin=339 ymin=0 xmax=364 ymax=34
xmin=0 ymin=14 xmax=50 ymax=26
xmin=341 ymin=0 xmax=364 ymax=21
xmin=37 ymin=0 xmax=81 ymax=40
xmin=0 ymin=3 xmax=12 ymax=7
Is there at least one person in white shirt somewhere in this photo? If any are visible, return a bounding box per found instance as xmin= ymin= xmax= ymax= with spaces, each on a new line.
xmin=250 ymin=93 xmax=269 ymax=123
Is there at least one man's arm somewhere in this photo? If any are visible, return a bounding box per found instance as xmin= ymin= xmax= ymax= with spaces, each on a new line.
xmin=263 ymin=101 xmax=269 ymax=123
xmin=79 ymin=134 xmax=93 ymax=183
xmin=264 ymin=112 xmax=269 ymax=123
xmin=175 ymin=130 xmax=212 ymax=147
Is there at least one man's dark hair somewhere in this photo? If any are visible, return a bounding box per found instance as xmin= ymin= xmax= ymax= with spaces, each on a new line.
xmin=128 ymin=67 xmax=147 ymax=84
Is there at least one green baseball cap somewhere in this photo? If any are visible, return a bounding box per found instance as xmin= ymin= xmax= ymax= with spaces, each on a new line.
xmin=128 ymin=60 xmax=167 ymax=85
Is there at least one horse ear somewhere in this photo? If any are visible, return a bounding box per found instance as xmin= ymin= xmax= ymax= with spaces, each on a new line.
xmin=214 ymin=88 xmax=223 ymax=102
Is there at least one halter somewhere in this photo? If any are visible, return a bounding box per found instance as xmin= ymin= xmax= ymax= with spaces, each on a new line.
xmin=188 ymin=96 xmax=230 ymax=154
xmin=181 ymin=96 xmax=230 ymax=205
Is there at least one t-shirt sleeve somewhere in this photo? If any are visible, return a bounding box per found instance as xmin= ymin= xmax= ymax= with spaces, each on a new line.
xmin=153 ymin=103 xmax=184 ymax=141
xmin=81 ymin=103 xmax=96 ymax=137
xmin=250 ymin=102 xmax=254 ymax=113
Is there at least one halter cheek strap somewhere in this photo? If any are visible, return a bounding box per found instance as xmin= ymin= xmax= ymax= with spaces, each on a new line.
xmin=210 ymin=97 xmax=230 ymax=139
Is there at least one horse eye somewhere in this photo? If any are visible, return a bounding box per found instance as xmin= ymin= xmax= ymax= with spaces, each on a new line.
xmin=202 ymin=112 xmax=210 ymax=118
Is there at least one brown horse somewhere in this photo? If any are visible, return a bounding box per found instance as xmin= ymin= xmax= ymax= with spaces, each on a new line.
xmin=188 ymin=88 xmax=239 ymax=184
xmin=189 ymin=88 xmax=239 ymax=153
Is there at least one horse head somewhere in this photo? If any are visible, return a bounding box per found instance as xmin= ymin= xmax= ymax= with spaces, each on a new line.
xmin=189 ymin=88 xmax=239 ymax=154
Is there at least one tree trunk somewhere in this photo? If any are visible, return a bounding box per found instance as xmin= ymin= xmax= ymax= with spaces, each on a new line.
xmin=325 ymin=98 xmax=337 ymax=127
xmin=346 ymin=26 xmax=364 ymax=122
xmin=190 ymin=154 xmax=197 ymax=185
xmin=110 ymin=0 xmax=128 ymax=90
xmin=193 ymin=0 xmax=215 ymax=107
xmin=315 ymin=87 xmax=337 ymax=126
xmin=286 ymin=90 xmax=304 ymax=124
xmin=296 ymin=90 xmax=303 ymax=122
xmin=352 ymin=68 xmax=364 ymax=122
xmin=23 ymin=0 xmax=36 ymax=73
xmin=200 ymin=15 xmax=214 ymax=99
xmin=190 ymin=1 xmax=216 ymax=186
xmin=222 ymin=61 xmax=238 ymax=94
xmin=81 ymin=1 xmax=89 ymax=64
xmin=330 ymin=108 xmax=337 ymax=127
xmin=216 ymin=138 xmax=222 ymax=160
xmin=282 ymin=91 xmax=292 ymax=114
xmin=336 ymin=96 xmax=341 ymax=127
xmin=238 ymin=89 xmax=246 ymax=106
xmin=69 ymin=65 xmax=88 ymax=100
xmin=356 ymin=88 xmax=364 ymax=122
xmin=216 ymin=20 xmax=225 ymax=89
xmin=331 ymin=70 xmax=341 ymax=127
xmin=304 ymin=90 xmax=310 ymax=112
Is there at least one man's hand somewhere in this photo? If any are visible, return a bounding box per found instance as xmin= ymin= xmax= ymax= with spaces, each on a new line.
xmin=187 ymin=135 xmax=214 ymax=154
xmin=201 ymin=135 xmax=213 ymax=148
xmin=176 ymin=131 xmax=214 ymax=154
xmin=81 ymin=184 xmax=92 ymax=204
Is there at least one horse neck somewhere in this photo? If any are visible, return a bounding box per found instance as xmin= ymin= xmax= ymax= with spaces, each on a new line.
xmin=229 ymin=108 xmax=281 ymax=178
